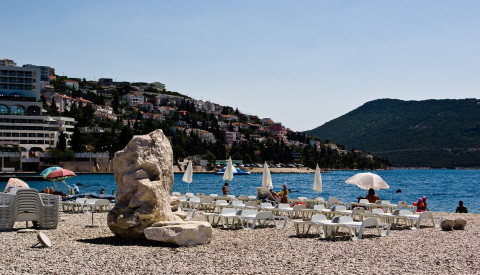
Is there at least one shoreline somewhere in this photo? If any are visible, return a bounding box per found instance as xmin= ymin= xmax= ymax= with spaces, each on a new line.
xmin=0 ymin=211 xmax=478 ymax=274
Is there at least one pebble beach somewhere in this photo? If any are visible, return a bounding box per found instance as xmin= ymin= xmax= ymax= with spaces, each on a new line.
xmin=0 ymin=211 xmax=478 ymax=275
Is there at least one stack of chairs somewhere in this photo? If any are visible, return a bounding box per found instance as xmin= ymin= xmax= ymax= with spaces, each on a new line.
xmin=2 ymin=188 xmax=60 ymax=230
xmin=0 ymin=193 xmax=16 ymax=230
xmin=13 ymin=188 xmax=42 ymax=228
xmin=39 ymin=193 xmax=60 ymax=229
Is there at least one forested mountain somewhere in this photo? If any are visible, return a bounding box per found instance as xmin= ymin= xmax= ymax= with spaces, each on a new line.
xmin=305 ymin=99 xmax=480 ymax=168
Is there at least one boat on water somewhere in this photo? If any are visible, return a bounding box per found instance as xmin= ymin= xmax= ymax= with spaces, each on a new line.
xmin=214 ymin=167 xmax=251 ymax=175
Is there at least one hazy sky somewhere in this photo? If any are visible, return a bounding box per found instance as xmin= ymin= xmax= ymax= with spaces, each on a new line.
xmin=2 ymin=1 xmax=479 ymax=131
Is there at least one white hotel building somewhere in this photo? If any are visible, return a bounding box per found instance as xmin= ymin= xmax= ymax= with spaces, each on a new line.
xmin=0 ymin=63 xmax=75 ymax=171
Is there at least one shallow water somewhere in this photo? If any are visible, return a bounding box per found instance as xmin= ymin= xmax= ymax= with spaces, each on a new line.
xmin=2 ymin=169 xmax=479 ymax=213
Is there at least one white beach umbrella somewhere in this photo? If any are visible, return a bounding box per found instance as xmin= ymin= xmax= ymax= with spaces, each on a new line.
xmin=313 ymin=164 xmax=322 ymax=195
xmin=345 ymin=172 xmax=389 ymax=190
xmin=262 ymin=161 xmax=273 ymax=189
xmin=182 ymin=161 xmax=193 ymax=193
xmin=223 ymin=157 xmax=234 ymax=182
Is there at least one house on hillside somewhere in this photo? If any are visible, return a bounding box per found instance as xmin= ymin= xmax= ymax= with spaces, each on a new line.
xmin=158 ymin=106 xmax=176 ymax=116
xmin=224 ymin=131 xmax=237 ymax=145
xmin=98 ymin=78 xmax=113 ymax=87
xmin=53 ymin=93 xmax=92 ymax=113
xmin=63 ymin=80 xmax=79 ymax=90
xmin=261 ymin=118 xmax=274 ymax=125
xmin=123 ymin=92 xmax=145 ymax=106
xmin=268 ymin=123 xmax=284 ymax=135
xmin=140 ymin=102 xmax=154 ymax=112
xmin=186 ymin=128 xmax=216 ymax=143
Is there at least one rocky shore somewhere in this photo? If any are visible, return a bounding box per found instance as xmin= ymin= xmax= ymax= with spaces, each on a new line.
xmin=0 ymin=211 xmax=478 ymax=274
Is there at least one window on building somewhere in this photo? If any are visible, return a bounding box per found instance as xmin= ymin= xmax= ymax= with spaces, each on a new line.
xmin=0 ymin=105 xmax=8 ymax=114
xmin=10 ymin=105 xmax=25 ymax=115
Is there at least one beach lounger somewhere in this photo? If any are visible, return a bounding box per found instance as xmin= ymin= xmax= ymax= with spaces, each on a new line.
xmin=214 ymin=200 xmax=230 ymax=213
xmin=293 ymin=214 xmax=327 ymax=236
xmin=202 ymin=208 xmax=237 ymax=227
xmin=301 ymin=204 xmax=326 ymax=220
xmin=281 ymin=204 xmax=306 ymax=219
xmin=239 ymin=210 xmax=287 ymax=229
xmin=327 ymin=197 xmax=347 ymax=208
xmin=344 ymin=217 xmax=391 ymax=240
xmin=259 ymin=202 xmax=275 ymax=211
xmin=405 ymin=211 xmax=442 ymax=229
xmin=199 ymin=197 xmax=216 ymax=212
xmin=231 ymin=200 xmax=246 ymax=210
xmin=351 ymin=207 xmax=366 ymax=221
xmin=244 ymin=201 xmax=258 ymax=209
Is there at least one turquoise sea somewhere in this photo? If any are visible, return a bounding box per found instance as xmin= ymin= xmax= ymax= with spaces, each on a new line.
xmin=2 ymin=169 xmax=479 ymax=213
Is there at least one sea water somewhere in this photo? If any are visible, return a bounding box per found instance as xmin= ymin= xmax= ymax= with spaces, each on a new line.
xmin=2 ymin=169 xmax=479 ymax=213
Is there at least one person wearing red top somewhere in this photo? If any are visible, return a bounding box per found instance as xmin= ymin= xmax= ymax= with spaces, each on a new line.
xmin=364 ymin=188 xmax=380 ymax=203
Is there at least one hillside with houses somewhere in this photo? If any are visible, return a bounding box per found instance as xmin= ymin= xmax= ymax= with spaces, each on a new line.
xmin=0 ymin=59 xmax=390 ymax=172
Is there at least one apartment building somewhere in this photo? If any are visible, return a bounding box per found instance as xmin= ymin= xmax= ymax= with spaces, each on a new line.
xmin=0 ymin=63 xmax=77 ymax=171
xmin=0 ymin=65 xmax=41 ymax=100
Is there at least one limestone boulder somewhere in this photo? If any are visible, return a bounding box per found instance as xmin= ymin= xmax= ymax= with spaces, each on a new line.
xmin=454 ymin=218 xmax=467 ymax=230
xmin=108 ymin=129 xmax=181 ymax=239
xmin=144 ymin=221 xmax=213 ymax=246
xmin=440 ymin=219 xmax=454 ymax=231
xmin=170 ymin=196 xmax=180 ymax=212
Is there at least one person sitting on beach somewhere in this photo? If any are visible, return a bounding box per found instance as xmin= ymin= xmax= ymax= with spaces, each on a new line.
xmin=415 ymin=198 xmax=426 ymax=212
xmin=359 ymin=188 xmax=380 ymax=203
xmin=421 ymin=196 xmax=429 ymax=211
xmin=279 ymin=183 xmax=289 ymax=203
xmin=269 ymin=185 xmax=279 ymax=199
xmin=222 ymin=182 xmax=229 ymax=195
xmin=456 ymin=200 xmax=468 ymax=213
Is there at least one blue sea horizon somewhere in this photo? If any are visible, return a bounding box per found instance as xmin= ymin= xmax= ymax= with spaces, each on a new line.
xmin=2 ymin=169 xmax=479 ymax=213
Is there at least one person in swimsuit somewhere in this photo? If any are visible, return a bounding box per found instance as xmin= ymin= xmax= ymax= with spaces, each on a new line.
xmin=222 ymin=182 xmax=229 ymax=195
xmin=361 ymin=188 xmax=380 ymax=203
xmin=456 ymin=200 xmax=468 ymax=213
xmin=279 ymin=183 xmax=289 ymax=203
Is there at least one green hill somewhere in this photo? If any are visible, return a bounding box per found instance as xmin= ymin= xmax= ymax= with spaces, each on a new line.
xmin=305 ymin=98 xmax=480 ymax=168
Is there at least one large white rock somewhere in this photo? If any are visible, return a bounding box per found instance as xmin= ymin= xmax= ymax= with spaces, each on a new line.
xmin=108 ymin=129 xmax=181 ymax=239
xmin=144 ymin=221 xmax=213 ymax=246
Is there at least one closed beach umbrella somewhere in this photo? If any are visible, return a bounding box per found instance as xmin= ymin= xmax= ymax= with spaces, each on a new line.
xmin=182 ymin=161 xmax=193 ymax=193
xmin=4 ymin=178 xmax=29 ymax=192
xmin=345 ymin=172 xmax=389 ymax=190
xmin=313 ymin=164 xmax=322 ymax=194
xmin=223 ymin=157 xmax=234 ymax=182
xmin=262 ymin=161 xmax=273 ymax=189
